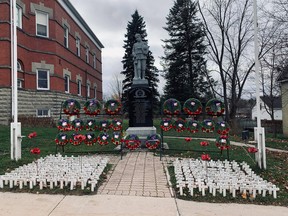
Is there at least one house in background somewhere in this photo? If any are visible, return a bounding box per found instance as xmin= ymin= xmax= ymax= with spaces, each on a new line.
xmin=251 ymin=96 xmax=282 ymax=121
xmin=0 ymin=0 xmax=104 ymax=125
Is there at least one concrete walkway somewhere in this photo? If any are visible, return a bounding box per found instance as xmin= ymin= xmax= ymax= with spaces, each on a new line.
xmin=0 ymin=152 xmax=288 ymax=216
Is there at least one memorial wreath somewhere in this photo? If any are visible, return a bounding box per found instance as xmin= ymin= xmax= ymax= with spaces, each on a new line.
xmin=124 ymin=134 xmax=141 ymax=150
xmin=104 ymin=99 xmax=122 ymax=115
xmin=63 ymin=99 xmax=81 ymax=116
xmin=83 ymin=99 xmax=101 ymax=116
xmin=183 ymin=98 xmax=202 ymax=115
xmin=205 ymin=99 xmax=225 ymax=116
xmin=55 ymin=133 xmax=69 ymax=146
xmin=163 ymin=98 xmax=181 ymax=116
xmin=201 ymin=119 xmax=215 ymax=133
xmin=145 ymin=134 xmax=161 ymax=150
xmin=160 ymin=118 xmax=173 ymax=131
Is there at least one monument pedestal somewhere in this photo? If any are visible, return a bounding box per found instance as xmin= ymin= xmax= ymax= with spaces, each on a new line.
xmin=126 ymin=83 xmax=155 ymax=141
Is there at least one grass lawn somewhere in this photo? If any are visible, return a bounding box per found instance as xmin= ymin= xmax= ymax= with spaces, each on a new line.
xmin=0 ymin=121 xmax=287 ymax=206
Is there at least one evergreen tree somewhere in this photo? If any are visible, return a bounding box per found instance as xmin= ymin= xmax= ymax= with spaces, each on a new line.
xmin=121 ymin=10 xmax=160 ymax=111
xmin=162 ymin=0 xmax=213 ymax=103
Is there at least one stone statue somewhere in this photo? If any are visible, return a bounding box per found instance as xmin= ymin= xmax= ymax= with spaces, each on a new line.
xmin=132 ymin=33 xmax=149 ymax=82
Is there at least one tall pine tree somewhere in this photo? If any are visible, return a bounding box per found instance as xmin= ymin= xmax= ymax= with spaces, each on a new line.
xmin=162 ymin=0 xmax=213 ymax=103
xmin=121 ymin=10 xmax=160 ymax=111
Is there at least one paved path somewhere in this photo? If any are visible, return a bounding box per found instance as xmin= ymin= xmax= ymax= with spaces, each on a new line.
xmin=99 ymin=151 xmax=171 ymax=197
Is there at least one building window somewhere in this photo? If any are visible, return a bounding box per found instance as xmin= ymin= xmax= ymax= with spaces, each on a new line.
xmin=87 ymin=83 xmax=90 ymax=98
xmin=76 ymin=37 xmax=80 ymax=57
xmin=64 ymin=25 xmax=69 ymax=48
xmin=77 ymin=80 xmax=81 ymax=96
xmin=17 ymin=79 xmax=23 ymax=89
xmin=94 ymin=86 xmax=97 ymax=99
xmin=64 ymin=75 xmax=70 ymax=93
xmin=93 ymin=54 xmax=96 ymax=69
xmin=85 ymin=47 xmax=89 ymax=63
xmin=37 ymin=109 xmax=50 ymax=117
xmin=36 ymin=11 xmax=48 ymax=37
xmin=17 ymin=61 xmax=22 ymax=71
xmin=37 ymin=69 xmax=49 ymax=90
xmin=16 ymin=5 xmax=22 ymax=29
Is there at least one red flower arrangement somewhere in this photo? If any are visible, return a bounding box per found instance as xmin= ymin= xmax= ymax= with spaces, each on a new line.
xmin=185 ymin=137 xmax=192 ymax=142
xmin=28 ymin=132 xmax=37 ymax=139
xmin=30 ymin=147 xmax=41 ymax=155
xmin=162 ymin=98 xmax=181 ymax=116
xmin=63 ymin=99 xmax=81 ymax=116
xmin=248 ymin=147 xmax=258 ymax=153
xmin=174 ymin=118 xmax=186 ymax=132
xmin=183 ymin=98 xmax=202 ymax=115
xmin=84 ymin=133 xmax=97 ymax=146
xmin=145 ymin=134 xmax=161 ymax=150
xmin=201 ymin=154 xmax=211 ymax=161
xmin=160 ymin=118 xmax=173 ymax=131
xmin=205 ymin=99 xmax=225 ymax=116
xmin=216 ymin=121 xmax=230 ymax=135
xmin=85 ymin=119 xmax=97 ymax=131
xmin=111 ymin=119 xmax=123 ymax=131
xmin=55 ymin=133 xmax=69 ymax=146
xmin=97 ymin=132 xmax=110 ymax=145
xmin=57 ymin=119 xmax=71 ymax=131
xmin=111 ymin=132 xmax=123 ymax=145
xmin=200 ymin=141 xmax=209 ymax=146
xmin=72 ymin=119 xmax=84 ymax=131
xmin=125 ymin=134 xmax=141 ymax=150
xmin=215 ymin=135 xmax=230 ymax=150
xmin=104 ymin=99 xmax=122 ymax=115
xmin=83 ymin=99 xmax=101 ymax=116
xmin=201 ymin=119 xmax=215 ymax=133
xmin=187 ymin=120 xmax=199 ymax=133
xmin=70 ymin=134 xmax=85 ymax=146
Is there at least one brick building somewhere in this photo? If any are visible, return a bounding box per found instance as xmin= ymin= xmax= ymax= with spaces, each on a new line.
xmin=0 ymin=0 xmax=104 ymax=125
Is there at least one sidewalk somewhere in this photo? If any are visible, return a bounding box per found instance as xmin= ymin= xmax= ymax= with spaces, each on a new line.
xmin=0 ymin=152 xmax=287 ymax=216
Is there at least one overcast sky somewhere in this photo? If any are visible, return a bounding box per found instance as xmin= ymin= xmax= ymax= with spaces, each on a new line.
xmin=69 ymin=0 xmax=174 ymax=97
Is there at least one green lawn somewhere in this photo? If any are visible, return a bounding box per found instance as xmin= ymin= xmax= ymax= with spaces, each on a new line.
xmin=0 ymin=122 xmax=287 ymax=205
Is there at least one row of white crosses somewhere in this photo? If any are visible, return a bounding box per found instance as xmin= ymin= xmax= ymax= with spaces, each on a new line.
xmin=0 ymin=154 xmax=109 ymax=192
xmin=174 ymin=158 xmax=279 ymax=198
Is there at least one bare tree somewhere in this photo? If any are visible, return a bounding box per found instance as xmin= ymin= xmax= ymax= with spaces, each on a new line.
xmin=108 ymin=74 xmax=123 ymax=101
xmin=198 ymin=0 xmax=279 ymax=127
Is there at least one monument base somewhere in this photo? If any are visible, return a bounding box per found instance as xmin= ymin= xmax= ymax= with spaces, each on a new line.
xmin=126 ymin=126 xmax=156 ymax=138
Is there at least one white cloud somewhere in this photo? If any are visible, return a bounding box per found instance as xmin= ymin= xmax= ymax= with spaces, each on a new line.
xmin=69 ymin=0 xmax=174 ymax=96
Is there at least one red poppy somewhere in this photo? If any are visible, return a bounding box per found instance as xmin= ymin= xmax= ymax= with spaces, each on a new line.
xmin=30 ymin=147 xmax=41 ymax=155
xmin=201 ymin=154 xmax=211 ymax=161
xmin=185 ymin=137 xmax=192 ymax=142
xmin=28 ymin=132 xmax=37 ymax=139
xmin=200 ymin=141 xmax=209 ymax=146
xmin=248 ymin=147 xmax=258 ymax=153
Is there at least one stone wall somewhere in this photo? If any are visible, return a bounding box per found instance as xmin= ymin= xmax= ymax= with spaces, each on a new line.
xmin=0 ymin=88 xmax=86 ymax=125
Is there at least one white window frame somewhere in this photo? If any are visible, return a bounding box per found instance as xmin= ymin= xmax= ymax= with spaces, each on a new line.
xmin=93 ymin=54 xmax=96 ymax=69
xmin=76 ymin=37 xmax=80 ymax=57
xmin=85 ymin=47 xmax=89 ymax=63
xmin=87 ymin=83 xmax=90 ymax=98
xmin=36 ymin=11 xmax=49 ymax=37
xmin=77 ymin=80 xmax=82 ymax=96
xmin=37 ymin=109 xmax=50 ymax=117
xmin=64 ymin=25 xmax=69 ymax=48
xmin=17 ymin=61 xmax=22 ymax=71
xmin=36 ymin=69 xmax=50 ymax=90
xmin=94 ymin=86 xmax=97 ymax=99
xmin=64 ymin=75 xmax=70 ymax=93
xmin=17 ymin=79 xmax=23 ymax=89
xmin=16 ymin=5 xmax=22 ymax=29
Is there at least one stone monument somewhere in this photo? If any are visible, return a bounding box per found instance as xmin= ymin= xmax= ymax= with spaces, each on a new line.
xmin=126 ymin=33 xmax=156 ymax=138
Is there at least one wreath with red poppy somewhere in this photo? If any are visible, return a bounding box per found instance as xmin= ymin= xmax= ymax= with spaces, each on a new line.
xmin=162 ymin=98 xmax=181 ymax=116
xmin=145 ymin=134 xmax=161 ymax=150
xmin=174 ymin=118 xmax=186 ymax=132
xmin=55 ymin=133 xmax=69 ymax=146
xmin=215 ymin=135 xmax=230 ymax=150
xmin=205 ymin=99 xmax=225 ymax=116
xmin=160 ymin=118 xmax=173 ymax=131
xmin=183 ymin=98 xmax=202 ymax=115
xmin=97 ymin=132 xmax=110 ymax=145
xmin=98 ymin=119 xmax=110 ymax=132
xmin=187 ymin=120 xmax=199 ymax=133
xmin=85 ymin=119 xmax=97 ymax=131
xmin=201 ymin=119 xmax=215 ymax=133
xmin=70 ymin=133 xmax=85 ymax=146
xmin=83 ymin=99 xmax=101 ymax=116
xmin=72 ymin=119 xmax=84 ymax=131
xmin=111 ymin=119 xmax=123 ymax=131
xmin=105 ymin=99 xmax=122 ymax=115
xmin=124 ymin=134 xmax=141 ymax=150
xmin=63 ymin=99 xmax=81 ymax=116
xmin=111 ymin=132 xmax=123 ymax=145
xmin=57 ymin=119 xmax=71 ymax=131
xmin=216 ymin=121 xmax=230 ymax=135
xmin=84 ymin=133 xmax=97 ymax=146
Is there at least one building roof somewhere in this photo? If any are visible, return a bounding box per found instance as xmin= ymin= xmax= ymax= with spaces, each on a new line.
xmin=62 ymin=0 xmax=104 ymax=49
xmin=261 ymin=96 xmax=282 ymax=109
